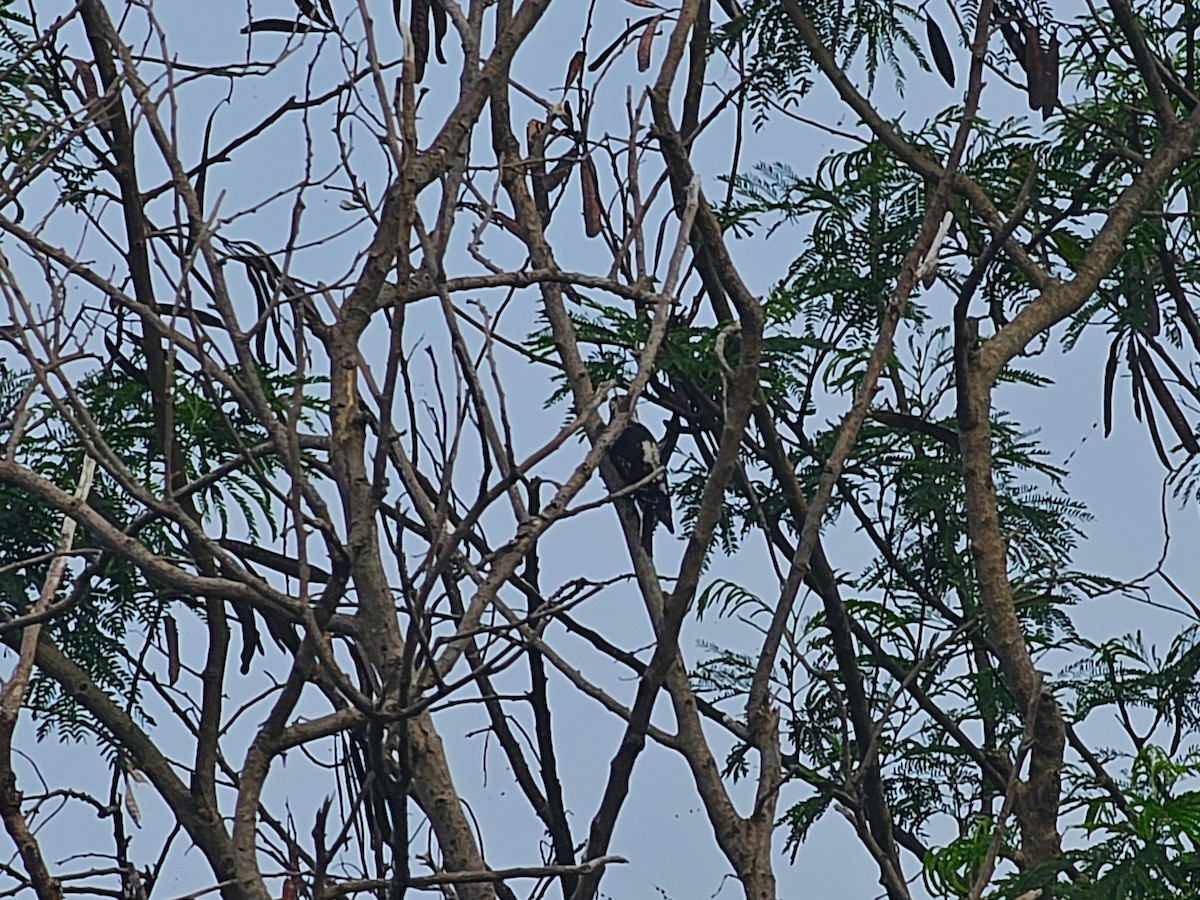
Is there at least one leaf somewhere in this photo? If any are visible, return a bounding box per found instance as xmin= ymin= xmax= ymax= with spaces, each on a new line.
xmin=1050 ymin=229 xmax=1085 ymax=267
xmin=580 ymin=153 xmax=602 ymax=237
xmin=165 ymin=614 xmax=180 ymax=686
xmin=626 ymin=0 xmax=659 ymax=6
xmin=1103 ymin=336 xmax=1120 ymax=438
xmin=564 ymin=50 xmax=585 ymax=90
xmin=638 ymin=15 xmax=662 ymax=72
xmin=925 ymin=13 xmax=955 ymax=88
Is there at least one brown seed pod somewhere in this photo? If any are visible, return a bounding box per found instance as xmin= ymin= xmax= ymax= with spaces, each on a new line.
xmin=580 ymin=153 xmax=602 ymax=237
xmin=1022 ymin=22 xmax=1044 ymax=111
xmin=564 ymin=50 xmax=586 ymax=90
xmin=1040 ymin=30 xmax=1059 ymax=119
xmin=638 ymin=15 xmax=662 ymax=72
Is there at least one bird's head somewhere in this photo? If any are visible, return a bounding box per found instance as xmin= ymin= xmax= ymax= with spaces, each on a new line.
xmin=608 ymin=393 xmax=639 ymax=424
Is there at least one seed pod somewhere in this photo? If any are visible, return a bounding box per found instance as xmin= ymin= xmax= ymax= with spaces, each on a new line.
xmin=407 ymin=0 xmax=430 ymax=82
xmin=1138 ymin=345 xmax=1200 ymax=454
xmin=580 ymin=153 xmax=602 ymax=237
xmin=638 ymin=15 xmax=662 ymax=72
xmin=564 ymin=50 xmax=586 ymax=90
xmin=1022 ymin=22 xmax=1044 ymax=111
xmin=926 ymin=13 xmax=956 ymax=87
xmin=1041 ymin=30 xmax=1060 ymax=119
xmin=1103 ymin=337 xmax=1120 ymax=437
xmin=431 ymin=0 xmax=448 ymax=64
xmin=527 ymin=119 xmax=551 ymax=228
xmin=1000 ymin=20 xmax=1025 ymax=66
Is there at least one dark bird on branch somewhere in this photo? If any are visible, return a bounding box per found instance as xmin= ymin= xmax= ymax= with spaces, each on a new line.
xmin=609 ymin=400 xmax=674 ymax=552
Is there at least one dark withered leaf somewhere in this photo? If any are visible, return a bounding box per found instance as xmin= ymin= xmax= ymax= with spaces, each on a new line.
xmin=925 ymin=13 xmax=955 ymax=87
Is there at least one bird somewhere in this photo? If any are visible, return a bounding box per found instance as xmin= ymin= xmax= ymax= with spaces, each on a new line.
xmin=608 ymin=399 xmax=674 ymax=552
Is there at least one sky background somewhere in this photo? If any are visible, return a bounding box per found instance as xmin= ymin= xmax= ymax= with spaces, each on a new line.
xmin=9 ymin=1 xmax=1200 ymax=899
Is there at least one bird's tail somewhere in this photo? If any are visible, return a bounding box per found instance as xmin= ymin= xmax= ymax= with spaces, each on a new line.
xmin=639 ymin=509 xmax=657 ymax=554
xmin=655 ymin=494 xmax=674 ymax=534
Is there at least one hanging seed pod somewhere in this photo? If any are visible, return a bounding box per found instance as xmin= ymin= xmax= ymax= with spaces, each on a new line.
xmin=925 ymin=13 xmax=956 ymax=87
xmin=1138 ymin=345 xmax=1200 ymax=454
xmin=527 ymin=119 xmax=551 ymax=228
xmin=1103 ymin=336 xmax=1120 ymax=437
xmin=1000 ymin=20 xmax=1026 ymax=66
xmin=293 ymin=0 xmax=327 ymax=24
xmin=1041 ymin=30 xmax=1060 ymax=119
xmin=638 ymin=15 xmax=663 ymax=72
xmin=407 ymin=0 xmax=431 ymax=82
xmin=1022 ymin=22 xmax=1045 ymax=111
xmin=580 ymin=153 xmax=602 ymax=237
xmin=431 ymin=0 xmax=448 ymax=64
xmin=564 ymin=50 xmax=586 ymax=90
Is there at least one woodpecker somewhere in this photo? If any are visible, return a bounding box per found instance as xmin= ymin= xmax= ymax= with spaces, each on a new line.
xmin=608 ymin=401 xmax=674 ymax=551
